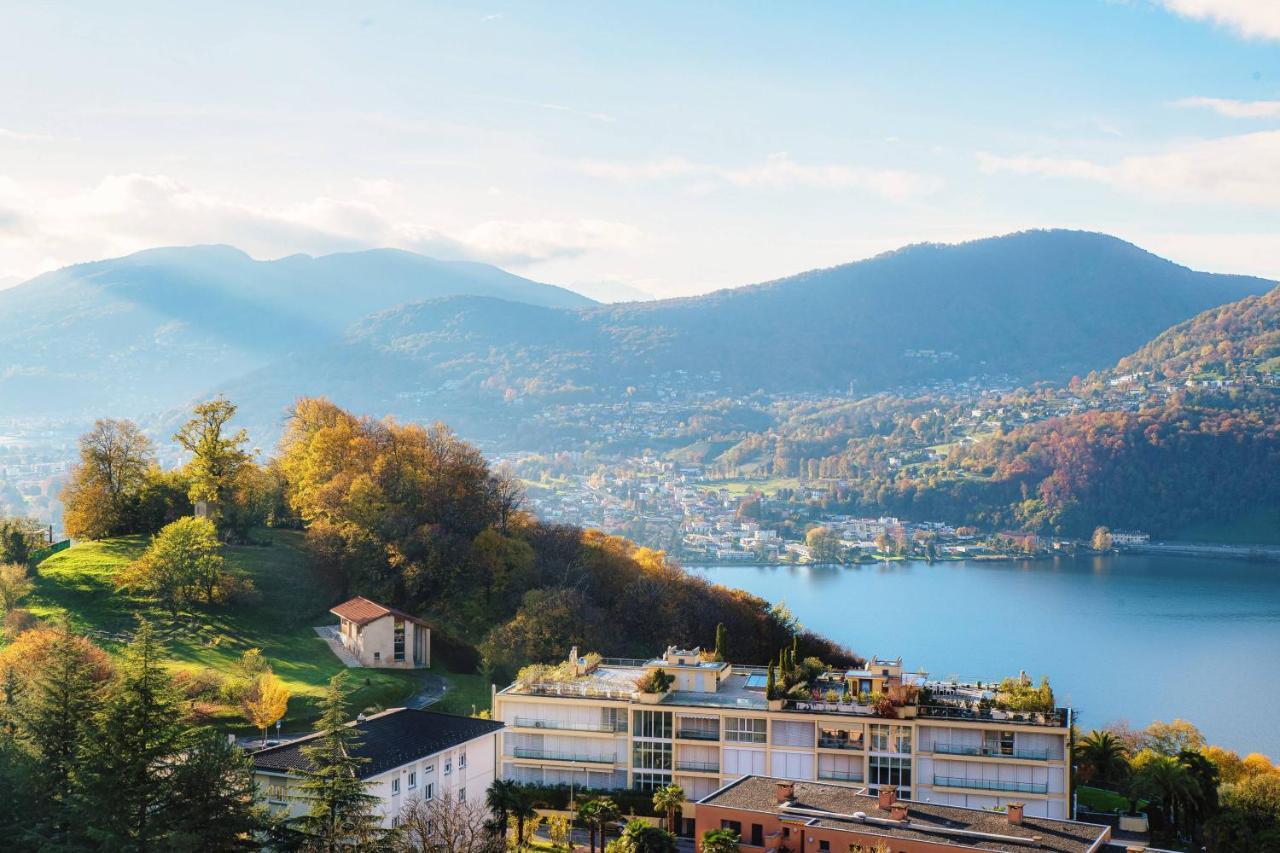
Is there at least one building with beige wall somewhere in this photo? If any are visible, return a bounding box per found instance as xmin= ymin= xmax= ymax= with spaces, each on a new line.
xmin=251 ymin=708 xmax=502 ymax=829
xmin=331 ymin=596 xmax=431 ymax=669
xmin=695 ymin=776 xmax=1109 ymax=853
xmin=492 ymin=646 xmax=1074 ymax=828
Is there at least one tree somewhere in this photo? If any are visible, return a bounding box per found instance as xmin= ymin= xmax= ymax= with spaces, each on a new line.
xmin=608 ymin=821 xmax=676 ymax=853
xmin=1129 ymin=750 xmax=1202 ymax=831
xmin=1202 ymin=745 xmax=1246 ymax=785
xmin=714 ymin=622 xmax=728 ymax=663
xmin=508 ymin=785 xmax=537 ymax=850
xmin=765 ymin=662 xmax=778 ymax=700
xmin=652 ymin=784 xmax=685 ymax=835
xmin=0 ymin=516 xmax=43 ymax=565
xmin=240 ymin=669 xmax=290 ymax=746
xmin=77 ymin=619 xmax=186 ymax=849
xmin=1091 ymin=526 xmax=1113 ymax=551
xmin=546 ymin=813 xmax=572 ymax=851
xmin=578 ymin=798 xmax=620 ymax=853
xmin=806 ymin=526 xmax=842 ymax=563
xmin=398 ymin=792 xmax=503 ymax=853
xmin=1142 ymin=719 xmax=1206 ymax=756
xmin=486 ymin=779 xmax=519 ymax=843
xmin=62 ymin=419 xmax=155 ymax=539
xmin=700 ymin=827 xmax=740 ymax=853
xmin=0 ymin=563 xmax=32 ymax=612
xmin=118 ymin=517 xmax=248 ymax=614
xmin=1075 ymin=729 xmax=1130 ymax=788
xmin=1206 ymin=773 xmax=1280 ymax=852
xmin=294 ymin=671 xmax=384 ymax=850
xmin=174 ymin=397 xmax=251 ymax=527
xmin=163 ymin=727 xmax=268 ymax=850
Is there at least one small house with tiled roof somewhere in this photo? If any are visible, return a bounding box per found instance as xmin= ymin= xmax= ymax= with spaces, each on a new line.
xmin=252 ymin=707 xmax=503 ymax=828
xmin=331 ymin=596 xmax=431 ymax=669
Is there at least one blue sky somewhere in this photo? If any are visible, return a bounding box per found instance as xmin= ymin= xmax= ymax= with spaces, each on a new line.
xmin=1 ymin=1 xmax=1278 ymax=298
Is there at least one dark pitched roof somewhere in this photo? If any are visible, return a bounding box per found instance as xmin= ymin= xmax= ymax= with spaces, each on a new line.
xmin=251 ymin=708 xmax=503 ymax=779
xmin=330 ymin=596 xmax=430 ymax=627
xmin=700 ymin=776 xmax=1109 ymax=853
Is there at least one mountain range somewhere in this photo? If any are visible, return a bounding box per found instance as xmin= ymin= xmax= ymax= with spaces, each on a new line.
xmin=1 ymin=230 xmax=1272 ymax=443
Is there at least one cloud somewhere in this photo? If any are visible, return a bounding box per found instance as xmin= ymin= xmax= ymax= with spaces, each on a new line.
xmin=0 ymin=173 xmax=641 ymax=281
xmin=978 ymin=130 xmax=1280 ymax=207
xmin=0 ymin=127 xmax=52 ymax=142
xmin=580 ymin=152 xmax=941 ymax=200
xmin=1173 ymin=96 xmax=1280 ymax=118
xmin=1158 ymin=0 xmax=1280 ymax=40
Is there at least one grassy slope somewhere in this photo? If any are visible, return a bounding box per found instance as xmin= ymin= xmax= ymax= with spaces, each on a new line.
xmin=26 ymin=531 xmax=487 ymax=731
xmin=1174 ymin=505 xmax=1280 ymax=546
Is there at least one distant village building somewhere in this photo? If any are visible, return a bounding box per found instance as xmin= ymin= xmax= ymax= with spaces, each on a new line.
xmin=252 ymin=708 xmax=502 ymax=828
xmin=331 ymin=596 xmax=432 ymax=669
xmin=1111 ymin=530 xmax=1150 ymax=547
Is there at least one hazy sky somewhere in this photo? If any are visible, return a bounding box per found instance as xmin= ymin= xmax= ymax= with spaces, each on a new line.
xmin=2 ymin=1 xmax=1279 ymax=299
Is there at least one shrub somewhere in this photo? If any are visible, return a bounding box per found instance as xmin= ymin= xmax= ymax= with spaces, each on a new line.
xmin=2 ymin=607 xmax=36 ymax=638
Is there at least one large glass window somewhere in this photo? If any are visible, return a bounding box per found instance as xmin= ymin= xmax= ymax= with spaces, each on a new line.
xmin=633 ymin=740 xmax=672 ymax=770
xmin=724 ymin=717 xmax=767 ymax=744
xmin=868 ymin=755 xmax=912 ymax=796
xmin=895 ymin=727 xmax=912 ymax=754
xmin=634 ymin=772 xmax=673 ymax=792
xmin=602 ymin=707 xmax=627 ymax=733
xmin=870 ymin=724 xmax=890 ymax=752
xmin=633 ymin=710 xmax=672 ymax=739
xmin=393 ymin=618 xmax=406 ymax=662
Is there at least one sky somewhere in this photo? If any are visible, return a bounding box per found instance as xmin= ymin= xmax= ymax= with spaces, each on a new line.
xmin=1 ymin=1 xmax=1279 ymax=300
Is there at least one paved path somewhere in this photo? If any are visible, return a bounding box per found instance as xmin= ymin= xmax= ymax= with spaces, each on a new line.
xmin=314 ymin=625 xmax=362 ymax=667
xmin=405 ymin=672 xmax=448 ymax=709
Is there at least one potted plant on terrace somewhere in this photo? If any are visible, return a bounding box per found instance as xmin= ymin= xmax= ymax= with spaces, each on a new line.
xmin=635 ymin=668 xmax=674 ymax=703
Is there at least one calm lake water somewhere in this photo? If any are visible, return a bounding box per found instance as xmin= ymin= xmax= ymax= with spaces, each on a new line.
xmin=687 ymin=555 xmax=1280 ymax=757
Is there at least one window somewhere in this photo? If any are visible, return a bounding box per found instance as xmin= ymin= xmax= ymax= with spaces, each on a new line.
xmin=408 ymin=771 xmax=417 ymax=790
xmin=750 ymin=824 xmax=763 ymax=846
xmin=724 ymin=717 xmax=767 ymax=744
xmin=374 ymin=651 xmax=381 ymax=661
xmin=394 ymin=617 xmax=406 ymax=662
xmin=721 ymin=820 xmax=742 ymax=835
xmin=459 ymin=751 xmax=466 ymax=769
xmin=870 ymin=724 xmax=890 ymax=752
xmin=633 ymin=740 xmax=672 ymax=770
xmin=266 ymin=783 xmax=287 ymax=804
xmin=634 ymin=772 xmax=673 ymax=792
xmin=425 ymin=782 xmax=434 ymax=800
xmin=818 ymin=842 xmax=830 ymax=853
xmin=633 ymin=710 xmax=672 ymax=739
xmin=894 ymin=727 xmax=912 ymax=754
xmin=602 ymin=707 xmax=627 ymax=733
xmin=445 ymin=759 xmax=453 ymax=775
xmin=392 ymin=777 xmax=401 ymax=795
xmin=869 ymin=755 xmax=912 ymax=797
xmin=459 ymin=787 xmax=466 ymax=803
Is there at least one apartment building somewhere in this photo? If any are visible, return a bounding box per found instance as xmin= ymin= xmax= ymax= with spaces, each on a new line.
xmin=493 ymin=646 xmax=1073 ymax=825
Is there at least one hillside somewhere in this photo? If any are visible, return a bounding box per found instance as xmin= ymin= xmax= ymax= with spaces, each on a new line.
xmin=24 ymin=530 xmax=486 ymax=730
xmin=213 ymin=230 xmax=1274 ymax=443
xmin=0 ymin=245 xmax=593 ymax=418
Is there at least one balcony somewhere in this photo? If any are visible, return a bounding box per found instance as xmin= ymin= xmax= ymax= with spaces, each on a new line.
xmin=817 ymin=737 xmax=864 ymax=751
xmin=513 ymin=716 xmax=625 ymax=734
xmin=931 ymin=743 xmax=1050 ymax=761
xmin=817 ymin=769 xmax=864 ymax=782
xmin=917 ymin=705 xmax=1067 ymax=728
xmin=511 ymin=747 xmax=617 ymax=764
xmin=675 ymin=760 xmax=720 ymax=773
xmin=676 ymin=728 xmax=720 ymax=741
xmin=933 ymin=775 xmax=1048 ymax=795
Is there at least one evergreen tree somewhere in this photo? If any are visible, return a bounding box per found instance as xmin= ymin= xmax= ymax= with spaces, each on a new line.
xmin=77 ymin=619 xmax=185 ymax=849
xmin=13 ymin=622 xmax=105 ymax=843
xmin=163 ymin=727 xmax=267 ymax=850
xmin=713 ymin=623 xmax=728 ymax=662
xmin=294 ymin=671 xmax=385 ymax=850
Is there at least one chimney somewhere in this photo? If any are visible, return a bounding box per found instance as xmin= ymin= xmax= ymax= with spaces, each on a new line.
xmin=890 ymin=803 xmax=908 ymax=822
xmin=775 ymin=781 xmax=795 ymax=804
xmin=1006 ymin=803 xmax=1024 ymax=826
xmin=877 ymin=786 xmax=897 ymax=811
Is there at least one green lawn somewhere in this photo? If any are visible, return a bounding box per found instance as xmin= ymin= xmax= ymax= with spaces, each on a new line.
xmin=24 ymin=531 xmax=485 ymax=733
xmin=1076 ymin=785 xmax=1141 ymax=813
xmin=699 ymin=476 xmax=801 ymax=496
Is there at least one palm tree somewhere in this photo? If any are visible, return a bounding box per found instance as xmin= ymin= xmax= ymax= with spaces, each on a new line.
xmin=580 ymin=797 xmax=620 ymax=853
xmin=1131 ymin=753 xmax=1201 ymax=829
xmin=577 ymin=799 xmax=602 ymax=853
xmin=701 ymin=827 xmax=740 ymax=853
xmin=1076 ymin=730 xmax=1130 ymax=788
xmin=510 ymin=785 xmax=538 ymax=850
xmin=615 ymin=821 xmax=677 ymax=853
xmin=487 ymin=779 xmax=518 ymax=844
xmin=652 ymin=784 xmax=685 ymax=835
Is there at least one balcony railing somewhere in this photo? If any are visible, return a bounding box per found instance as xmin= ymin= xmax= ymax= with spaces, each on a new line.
xmin=513 ymin=716 xmax=625 ymax=734
xmin=676 ymin=728 xmax=720 ymax=741
xmin=817 ymin=737 xmax=864 ymax=751
xmin=817 ymin=769 xmax=864 ymax=782
xmin=675 ymin=760 xmax=720 ymax=773
xmin=918 ymin=705 xmax=1067 ymax=728
xmin=932 ymin=743 xmax=1050 ymax=761
xmin=511 ymin=747 xmax=617 ymax=764
xmin=511 ymin=682 xmax=637 ymax=701
xmin=933 ymin=775 xmax=1048 ymax=795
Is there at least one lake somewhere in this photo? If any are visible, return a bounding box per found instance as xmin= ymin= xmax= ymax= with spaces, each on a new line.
xmin=688 ymin=554 xmax=1280 ymax=757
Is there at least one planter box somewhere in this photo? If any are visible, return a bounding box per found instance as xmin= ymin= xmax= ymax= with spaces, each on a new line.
xmin=768 ymin=699 xmax=784 ymax=711
xmin=1118 ymin=814 xmax=1149 ymax=833
xmin=637 ymin=691 xmax=669 ymax=705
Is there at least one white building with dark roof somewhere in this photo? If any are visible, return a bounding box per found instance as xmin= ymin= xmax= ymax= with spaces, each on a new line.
xmin=251 ymin=707 xmax=503 ymax=828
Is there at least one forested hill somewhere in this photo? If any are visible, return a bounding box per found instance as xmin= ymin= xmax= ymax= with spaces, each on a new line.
xmin=214 ymin=230 xmax=1273 ymax=441
xmin=0 ymin=245 xmax=592 ymax=417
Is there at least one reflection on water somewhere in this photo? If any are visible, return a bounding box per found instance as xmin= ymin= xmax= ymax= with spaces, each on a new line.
xmin=687 ymin=555 xmax=1280 ymax=755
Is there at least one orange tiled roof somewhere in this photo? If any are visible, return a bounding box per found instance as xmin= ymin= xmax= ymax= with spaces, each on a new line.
xmin=330 ymin=596 xmax=429 ymax=627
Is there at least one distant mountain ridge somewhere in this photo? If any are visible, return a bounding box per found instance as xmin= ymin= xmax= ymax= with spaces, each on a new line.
xmin=208 ymin=230 xmax=1275 ymax=442
xmin=0 ymin=245 xmax=593 ymax=417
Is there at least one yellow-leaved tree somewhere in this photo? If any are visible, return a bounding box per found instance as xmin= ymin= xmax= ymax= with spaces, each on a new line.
xmin=241 ymin=670 xmax=290 ymax=746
